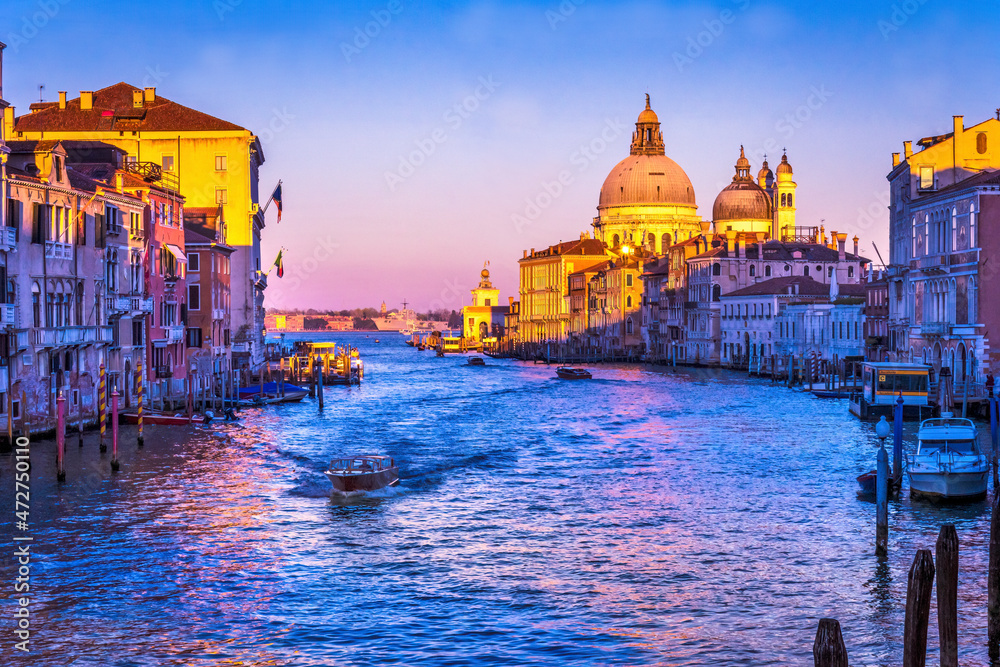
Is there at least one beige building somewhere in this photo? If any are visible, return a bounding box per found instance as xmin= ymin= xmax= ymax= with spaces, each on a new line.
xmin=462 ymin=265 xmax=508 ymax=343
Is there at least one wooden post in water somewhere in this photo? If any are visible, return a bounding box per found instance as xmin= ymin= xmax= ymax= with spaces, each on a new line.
xmin=317 ymin=355 xmax=324 ymax=410
xmin=98 ymin=362 xmax=107 ymax=452
xmin=936 ymin=524 xmax=958 ymax=667
xmin=56 ymin=392 xmax=66 ymax=482
xmin=903 ymin=549 xmax=935 ymax=667
xmin=21 ymin=389 xmax=28 ymax=438
xmin=309 ymin=361 xmax=316 ymax=398
xmin=991 ymin=396 xmax=999 ymax=490
xmin=136 ymin=362 xmax=144 ymax=447
xmin=990 ymin=492 xmax=1000 ymax=660
xmin=813 ymin=618 xmax=848 ymax=667
xmin=111 ymin=387 xmax=120 ymax=472
xmin=876 ymin=444 xmax=889 ymax=557
xmin=187 ymin=372 xmax=193 ymax=423
xmin=893 ymin=394 xmax=904 ymax=488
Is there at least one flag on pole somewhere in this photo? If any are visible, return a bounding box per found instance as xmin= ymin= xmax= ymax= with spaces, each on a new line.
xmin=272 ymin=183 xmax=283 ymax=223
xmin=274 ymin=250 xmax=284 ymax=278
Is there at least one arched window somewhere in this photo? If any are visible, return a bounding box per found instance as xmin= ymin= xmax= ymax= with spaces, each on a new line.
xmin=749 ymin=265 xmax=756 ymax=277
xmin=712 ymin=284 xmax=721 ymax=302
xmin=626 ymin=295 xmax=632 ymax=308
xmin=804 ymin=266 xmax=810 ymax=277
xmin=46 ymin=292 xmax=54 ymax=327
xmin=32 ymin=282 xmax=41 ymax=328
xmin=625 ymin=317 xmax=633 ymax=335
xmin=780 ymin=193 xmax=786 ymax=206
xmin=978 ymin=132 xmax=988 ymax=154
xmin=75 ymin=283 xmax=84 ymax=326
xmin=661 ymin=233 xmax=672 ymax=250
xmin=765 ymin=265 xmax=772 ymax=277
xmin=787 ymin=194 xmax=793 ymax=207
xmin=848 ymin=266 xmax=855 ymax=278
xmin=612 ymin=234 xmax=620 ymax=248
xmin=712 ymin=263 xmax=721 ymax=276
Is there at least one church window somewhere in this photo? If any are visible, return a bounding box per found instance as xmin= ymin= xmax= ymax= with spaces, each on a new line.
xmin=485 ymin=299 xmax=491 ymax=306
xmin=787 ymin=194 xmax=793 ymax=207
xmin=612 ymin=234 xmax=620 ymax=247
xmin=780 ymin=193 xmax=786 ymax=206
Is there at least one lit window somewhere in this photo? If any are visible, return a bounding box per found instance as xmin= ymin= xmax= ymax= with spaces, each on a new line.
xmin=162 ymin=155 xmax=174 ymax=172
xmin=919 ymin=166 xmax=934 ymax=190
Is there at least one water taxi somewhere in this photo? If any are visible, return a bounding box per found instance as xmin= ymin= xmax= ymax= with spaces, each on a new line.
xmin=556 ymin=367 xmax=592 ymax=380
xmin=908 ymin=415 xmax=988 ymax=500
xmin=324 ymin=455 xmax=399 ymax=493
xmin=850 ymin=362 xmax=934 ymax=420
xmin=468 ymin=357 xmax=485 ymax=366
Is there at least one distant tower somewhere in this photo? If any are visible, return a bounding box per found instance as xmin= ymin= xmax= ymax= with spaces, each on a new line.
xmin=380 ymin=301 xmax=387 ymax=319
xmin=772 ymin=151 xmax=797 ymax=241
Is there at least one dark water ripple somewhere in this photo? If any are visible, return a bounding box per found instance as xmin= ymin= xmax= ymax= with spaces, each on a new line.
xmin=1 ymin=332 xmax=997 ymax=665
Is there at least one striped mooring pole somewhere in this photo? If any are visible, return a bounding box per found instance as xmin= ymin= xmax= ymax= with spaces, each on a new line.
xmin=98 ymin=363 xmax=107 ymax=452
xmin=137 ymin=362 xmax=144 ymax=447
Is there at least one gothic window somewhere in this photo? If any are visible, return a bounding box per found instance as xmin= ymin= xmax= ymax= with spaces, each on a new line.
xmin=765 ymin=265 xmax=772 ymax=277
xmin=32 ymin=283 xmax=41 ymax=328
xmin=626 ymin=317 xmax=634 ymax=335
xmin=712 ymin=263 xmax=721 ymax=276
xmin=749 ymin=265 xmax=755 ymax=277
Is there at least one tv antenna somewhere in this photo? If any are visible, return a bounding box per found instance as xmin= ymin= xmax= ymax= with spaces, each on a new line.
xmin=38 ymin=84 xmax=45 ymax=102
xmin=402 ymin=299 xmax=409 ymax=310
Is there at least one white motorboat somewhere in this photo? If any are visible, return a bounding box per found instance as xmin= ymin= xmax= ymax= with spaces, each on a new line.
xmin=907 ymin=415 xmax=988 ymax=500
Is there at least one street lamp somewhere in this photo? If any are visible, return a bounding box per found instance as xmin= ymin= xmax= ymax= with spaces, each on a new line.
xmin=875 ymin=414 xmax=890 ymax=449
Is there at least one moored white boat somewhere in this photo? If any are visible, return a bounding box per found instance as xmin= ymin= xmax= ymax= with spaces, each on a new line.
xmin=907 ymin=415 xmax=988 ymax=500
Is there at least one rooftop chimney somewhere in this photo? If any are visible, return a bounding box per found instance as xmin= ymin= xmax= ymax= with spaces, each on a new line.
xmin=144 ymin=87 xmax=156 ymax=104
xmin=726 ymin=232 xmax=735 ymax=255
xmin=853 ymin=235 xmax=859 ymax=256
xmin=3 ymin=106 xmax=13 ymax=138
xmin=829 ymin=230 xmax=838 ymax=250
xmin=903 ymin=140 xmax=913 ymax=159
xmin=736 ymin=234 xmax=745 ymax=258
xmin=836 ymin=233 xmax=847 ymax=261
xmin=58 ymin=91 xmax=67 ymax=110
xmin=0 ymin=40 xmax=5 ymax=101
xmin=954 ymin=115 xmax=964 ymax=137
xmin=80 ymin=91 xmax=93 ymax=111
xmin=523 ymin=250 xmax=528 ymax=259
xmin=892 ymin=152 xmax=901 ymax=167
xmin=132 ymin=89 xmax=143 ymax=108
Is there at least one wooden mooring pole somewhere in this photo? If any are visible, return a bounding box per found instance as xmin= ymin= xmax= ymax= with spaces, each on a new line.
xmin=98 ymin=362 xmax=107 ymax=452
xmin=111 ymin=388 xmax=120 ymax=472
xmin=903 ymin=549 xmax=935 ymax=667
xmin=936 ymin=524 xmax=958 ymax=667
xmin=317 ymin=355 xmax=324 ymax=410
xmin=876 ymin=444 xmax=889 ymax=557
xmin=989 ymin=492 xmax=1000 ymax=660
xmin=56 ymin=392 xmax=66 ymax=482
xmin=812 ymin=618 xmax=848 ymax=666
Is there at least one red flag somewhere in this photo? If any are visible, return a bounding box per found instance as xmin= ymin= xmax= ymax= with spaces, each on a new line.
xmin=272 ymin=184 xmax=282 ymax=223
xmin=274 ymin=250 xmax=284 ymax=278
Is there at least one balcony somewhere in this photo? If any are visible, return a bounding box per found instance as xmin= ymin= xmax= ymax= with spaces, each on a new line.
xmin=154 ymin=365 xmax=173 ymax=379
xmin=0 ymin=227 xmax=16 ymax=252
xmin=125 ymin=160 xmax=180 ymax=194
xmin=32 ymin=326 xmax=109 ymax=347
xmin=914 ymin=254 xmax=948 ymax=273
xmin=14 ymin=330 xmax=29 ymax=350
xmin=164 ymin=273 xmax=181 ymax=286
xmin=132 ymin=296 xmax=154 ymax=313
xmin=44 ymin=241 xmax=72 ymax=260
xmin=165 ymin=325 xmax=185 ymax=343
xmin=106 ymin=295 xmax=131 ymax=314
xmin=920 ymin=322 xmax=950 ymax=337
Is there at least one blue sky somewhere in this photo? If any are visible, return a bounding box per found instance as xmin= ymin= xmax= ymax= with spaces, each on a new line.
xmin=3 ymin=0 xmax=995 ymax=310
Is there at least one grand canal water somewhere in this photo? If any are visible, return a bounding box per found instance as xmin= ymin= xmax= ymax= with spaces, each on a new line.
xmin=2 ymin=332 xmax=998 ymax=666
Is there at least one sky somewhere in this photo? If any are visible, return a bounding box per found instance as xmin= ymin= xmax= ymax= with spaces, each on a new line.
xmin=3 ymin=0 xmax=997 ymax=311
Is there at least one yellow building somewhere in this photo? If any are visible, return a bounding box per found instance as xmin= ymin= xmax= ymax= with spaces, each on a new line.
xmin=462 ymin=264 xmax=507 ymax=343
xmin=593 ymin=95 xmax=704 ymax=254
xmin=519 ymin=235 xmax=611 ymax=343
xmin=4 ymin=83 xmax=268 ymax=369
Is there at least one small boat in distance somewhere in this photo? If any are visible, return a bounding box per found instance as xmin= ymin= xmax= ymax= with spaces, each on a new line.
xmin=907 ymin=415 xmax=988 ymax=500
xmin=468 ymin=357 xmax=485 ymax=366
xmin=325 ymin=455 xmax=399 ymax=493
xmin=556 ymin=367 xmax=592 ymax=380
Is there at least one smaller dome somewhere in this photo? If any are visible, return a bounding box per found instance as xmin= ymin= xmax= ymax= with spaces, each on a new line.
xmin=637 ymin=93 xmax=658 ymax=124
xmin=776 ymin=152 xmax=793 ymax=175
xmin=735 ymin=145 xmax=751 ymax=171
xmin=713 ymin=182 xmax=773 ymax=222
xmin=757 ymin=158 xmax=773 ymax=184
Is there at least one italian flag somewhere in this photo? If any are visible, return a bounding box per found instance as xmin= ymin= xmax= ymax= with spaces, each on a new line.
xmin=274 ymin=250 xmax=284 ymax=278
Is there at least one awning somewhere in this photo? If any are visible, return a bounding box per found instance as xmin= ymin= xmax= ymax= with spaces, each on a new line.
xmin=164 ymin=244 xmax=187 ymax=263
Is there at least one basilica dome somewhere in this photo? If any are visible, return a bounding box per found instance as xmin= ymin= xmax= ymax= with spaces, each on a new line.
xmin=713 ymin=146 xmax=773 ymax=222
xmin=598 ymin=95 xmax=696 ymax=209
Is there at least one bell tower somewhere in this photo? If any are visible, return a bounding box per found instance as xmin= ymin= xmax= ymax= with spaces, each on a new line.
xmin=772 ymin=151 xmax=797 ymax=240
